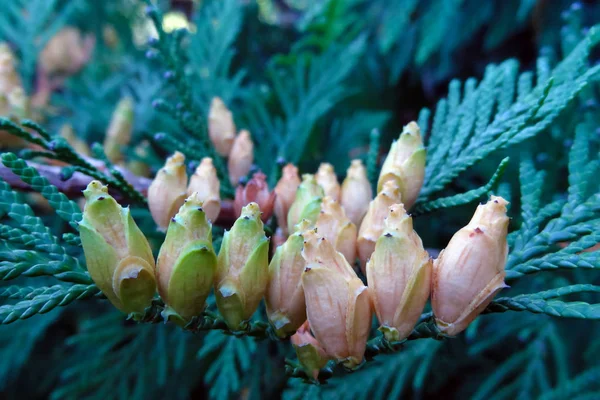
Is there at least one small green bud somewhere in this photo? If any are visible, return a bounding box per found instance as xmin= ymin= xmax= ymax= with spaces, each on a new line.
xmin=215 ymin=203 xmax=269 ymax=330
xmin=287 ymin=174 xmax=324 ymax=234
xmin=266 ymin=220 xmax=312 ymax=337
xmin=290 ymin=321 xmax=330 ymax=380
xmin=156 ymin=192 xmax=217 ymax=323
xmin=79 ymin=181 xmax=156 ymax=316
xmin=377 ymin=122 xmax=426 ymax=209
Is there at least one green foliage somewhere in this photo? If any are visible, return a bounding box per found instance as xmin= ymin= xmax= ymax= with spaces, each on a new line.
xmin=418 ymin=25 xmax=600 ymax=201
xmin=0 ymin=311 xmax=61 ymax=390
xmin=0 ymin=284 xmax=98 ymax=323
xmin=1 ymin=151 xmax=82 ymax=229
xmin=198 ymin=331 xmax=257 ymax=400
xmin=413 ymin=156 xmax=509 ymax=215
xmin=52 ymin=312 xmax=205 ymax=400
xmin=0 ymin=123 xmax=145 ymax=204
xmin=187 ymin=0 xmax=247 ymax=109
xmin=506 ymin=122 xmax=600 ymax=280
xmin=0 ymin=155 xmax=95 ymax=325
xmin=488 ymin=285 xmax=600 ymax=319
xmin=0 ymin=0 xmax=599 ymax=399
xmin=244 ymin=35 xmax=368 ymax=173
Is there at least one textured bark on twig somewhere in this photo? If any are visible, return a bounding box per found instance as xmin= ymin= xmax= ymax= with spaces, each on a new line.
xmin=0 ymin=159 xmax=238 ymax=225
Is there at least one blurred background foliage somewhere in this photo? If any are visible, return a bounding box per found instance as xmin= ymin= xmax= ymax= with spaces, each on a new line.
xmin=0 ymin=0 xmax=599 ymax=399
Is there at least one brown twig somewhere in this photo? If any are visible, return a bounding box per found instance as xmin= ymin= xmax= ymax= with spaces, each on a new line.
xmin=0 ymin=158 xmax=238 ymax=225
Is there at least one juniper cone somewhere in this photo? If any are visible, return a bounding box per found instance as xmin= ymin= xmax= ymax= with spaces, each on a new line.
xmin=301 ymin=229 xmax=371 ymax=369
xmin=315 ymin=162 xmax=341 ymax=201
xmin=215 ymin=202 xmax=270 ymax=330
xmin=357 ymin=180 xmax=402 ymax=271
xmin=228 ymin=129 xmax=254 ymax=186
xmin=366 ymin=204 xmax=432 ymax=341
xmin=341 ymin=159 xmax=372 ymax=227
xmin=315 ymin=196 xmax=357 ymax=265
xmin=187 ymin=157 xmax=221 ymax=223
xmin=266 ymin=220 xmax=313 ymax=337
xmin=274 ymin=163 xmax=301 ymax=235
xmin=432 ymin=196 xmax=510 ymax=336
xmin=148 ymin=151 xmax=188 ymax=231
xmin=287 ymin=174 xmax=324 ymax=234
xmin=156 ymin=193 xmax=217 ymax=322
xmin=377 ymin=121 xmax=426 ymax=209
xmin=208 ymin=96 xmax=236 ymax=157
xmin=79 ymin=181 xmax=156 ymax=315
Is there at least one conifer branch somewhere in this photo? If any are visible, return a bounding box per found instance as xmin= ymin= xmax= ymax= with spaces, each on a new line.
xmin=0 ymin=159 xmax=239 ymax=225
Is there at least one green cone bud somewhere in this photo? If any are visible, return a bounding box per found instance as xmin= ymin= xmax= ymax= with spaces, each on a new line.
xmin=266 ymin=220 xmax=312 ymax=337
xmin=290 ymin=321 xmax=330 ymax=380
xmin=287 ymin=174 xmax=324 ymax=234
xmin=156 ymin=192 xmax=217 ymax=322
xmin=377 ymin=122 xmax=426 ymax=209
xmin=79 ymin=181 xmax=156 ymax=315
xmin=215 ymin=202 xmax=269 ymax=330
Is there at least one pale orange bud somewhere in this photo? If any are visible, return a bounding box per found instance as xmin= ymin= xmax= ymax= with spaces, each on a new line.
xmin=315 ymin=163 xmax=340 ymax=201
xmin=301 ymin=230 xmax=371 ymax=368
xmin=357 ymin=180 xmax=402 ymax=271
xmin=290 ymin=321 xmax=330 ymax=380
xmin=188 ymin=157 xmax=221 ymax=223
xmin=228 ymin=130 xmax=253 ymax=186
xmin=341 ymin=160 xmax=372 ymax=227
xmin=208 ymin=97 xmax=236 ymax=156
xmin=148 ymin=152 xmax=188 ymax=231
xmin=234 ymin=172 xmax=275 ymax=222
xmin=366 ymin=204 xmax=432 ymax=341
xmin=377 ymin=122 xmax=426 ymax=209
xmin=301 ymin=228 xmax=355 ymax=279
xmin=266 ymin=220 xmax=312 ymax=337
xmin=432 ymin=196 xmax=510 ymax=336
xmin=274 ymin=164 xmax=301 ymax=235
xmin=104 ymin=97 xmax=134 ymax=163
xmin=315 ymin=197 xmax=357 ymax=264
xmin=302 ymin=264 xmax=371 ymax=369
xmin=40 ymin=27 xmax=95 ymax=76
